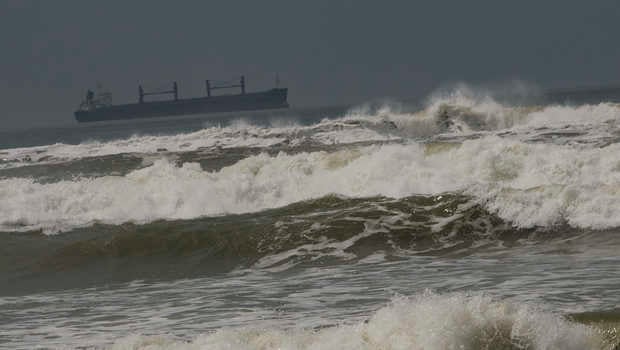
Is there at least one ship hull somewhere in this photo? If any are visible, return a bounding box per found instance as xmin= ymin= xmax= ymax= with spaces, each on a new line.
xmin=75 ymin=88 xmax=288 ymax=122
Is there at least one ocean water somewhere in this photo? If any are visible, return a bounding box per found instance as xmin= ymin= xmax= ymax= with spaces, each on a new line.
xmin=1 ymin=88 xmax=620 ymax=349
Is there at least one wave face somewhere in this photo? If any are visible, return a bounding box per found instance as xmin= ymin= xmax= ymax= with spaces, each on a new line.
xmin=2 ymin=86 xmax=620 ymax=349
xmin=0 ymin=194 xmax=531 ymax=293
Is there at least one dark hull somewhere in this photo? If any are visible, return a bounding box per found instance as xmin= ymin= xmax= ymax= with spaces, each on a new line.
xmin=75 ymin=88 xmax=288 ymax=122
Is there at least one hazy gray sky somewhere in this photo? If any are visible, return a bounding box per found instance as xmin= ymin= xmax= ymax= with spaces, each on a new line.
xmin=1 ymin=0 xmax=619 ymax=129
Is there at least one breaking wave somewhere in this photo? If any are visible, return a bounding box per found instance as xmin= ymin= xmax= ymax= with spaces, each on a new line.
xmin=2 ymin=88 xmax=620 ymax=171
xmin=0 ymin=118 xmax=395 ymax=170
xmin=344 ymin=87 xmax=620 ymax=136
xmin=108 ymin=292 xmax=608 ymax=350
xmin=4 ymin=86 xmax=620 ymax=350
xmin=3 ymin=135 xmax=620 ymax=234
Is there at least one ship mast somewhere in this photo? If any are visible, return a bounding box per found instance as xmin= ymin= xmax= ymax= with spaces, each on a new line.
xmin=206 ymin=76 xmax=246 ymax=96
xmin=138 ymin=82 xmax=178 ymax=103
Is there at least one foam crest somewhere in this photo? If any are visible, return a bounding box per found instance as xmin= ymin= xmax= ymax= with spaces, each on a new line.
xmin=109 ymin=293 xmax=603 ymax=350
xmin=4 ymin=88 xmax=620 ymax=171
xmin=3 ymin=136 xmax=620 ymax=233
xmin=343 ymin=103 xmax=441 ymax=138
xmin=0 ymin=124 xmax=286 ymax=168
xmin=339 ymin=86 xmax=531 ymax=137
xmin=0 ymin=119 xmax=394 ymax=170
xmin=379 ymin=85 xmax=620 ymax=136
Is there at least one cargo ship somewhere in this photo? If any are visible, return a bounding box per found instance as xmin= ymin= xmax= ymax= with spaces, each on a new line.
xmin=75 ymin=76 xmax=288 ymax=122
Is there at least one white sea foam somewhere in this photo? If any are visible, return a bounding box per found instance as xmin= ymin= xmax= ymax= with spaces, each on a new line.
xmin=108 ymin=292 xmax=602 ymax=350
xmin=339 ymin=88 xmax=620 ymax=141
xmin=341 ymin=86 xmax=524 ymax=136
xmin=0 ymin=119 xmax=394 ymax=170
xmin=3 ymin=90 xmax=620 ymax=171
xmin=0 ymin=125 xmax=285 ymax=169
xmin=2 ymin=135 xmax=620 ymax=233
xmin=423 ymin=91 xmax=620 ymax=135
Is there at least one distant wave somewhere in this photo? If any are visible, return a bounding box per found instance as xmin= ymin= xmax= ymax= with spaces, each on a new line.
xmin=2 ymin=88 xmax=619 ymax=171
xmin=0 ymin=118 xmax=394 ymax=170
